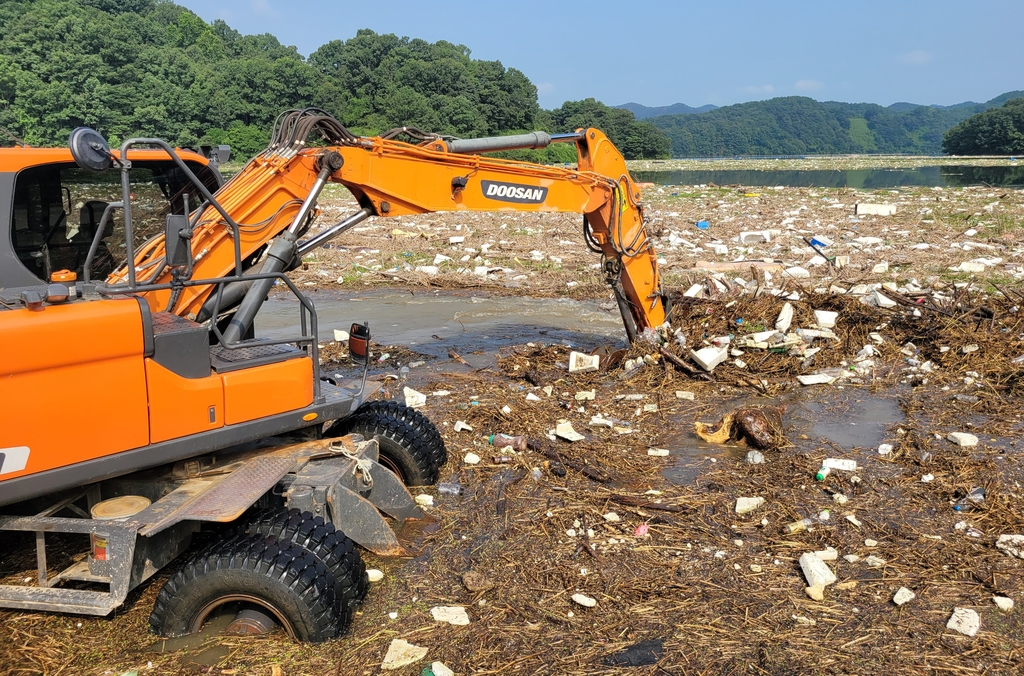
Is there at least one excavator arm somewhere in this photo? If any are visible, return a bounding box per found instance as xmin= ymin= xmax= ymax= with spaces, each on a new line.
xmin=107 ymin=110 xmax=666 ymax=341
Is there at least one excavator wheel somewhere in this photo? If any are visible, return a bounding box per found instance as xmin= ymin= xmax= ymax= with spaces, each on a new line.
xmin=240 ymin=508 xmax=369 ymax=611
xmin=326 ymin=400 xmax=447 ymax=486
xmin=149 ymin=532 xmax=344 ymax=642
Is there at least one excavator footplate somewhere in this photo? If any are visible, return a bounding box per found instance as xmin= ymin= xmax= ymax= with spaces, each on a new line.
xmin=140 ymin=456 xmax=295 ymax=536
xmin=210 ymin=343 xmax=302 ymax=373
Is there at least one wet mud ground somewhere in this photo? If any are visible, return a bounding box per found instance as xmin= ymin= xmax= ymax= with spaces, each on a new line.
xmin=2 ymin=290 xmax=1024 ymax=676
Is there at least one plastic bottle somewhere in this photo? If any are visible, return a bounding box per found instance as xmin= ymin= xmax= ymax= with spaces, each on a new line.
xmin=489 ymin=434 xmax=527 ymax=452
xmin=953 ymin=487 xmax=985 ymax=512
xmin=815 ymin=466 xmax=831 ymax=481
xmin=783 ymin=517 xmax=816 ymax=534
xmin=437 ymin=479 xmax=462 ymax=496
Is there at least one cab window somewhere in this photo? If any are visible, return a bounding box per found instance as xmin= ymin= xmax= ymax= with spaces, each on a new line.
xmin=11 ymin=160 xmax=220 ymax=282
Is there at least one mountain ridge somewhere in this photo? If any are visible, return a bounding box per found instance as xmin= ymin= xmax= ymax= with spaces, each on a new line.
xmin=616 ymin=102 xmax=718 ymax=119
xmin=636 ymin=91 xmax=1024 ymax=157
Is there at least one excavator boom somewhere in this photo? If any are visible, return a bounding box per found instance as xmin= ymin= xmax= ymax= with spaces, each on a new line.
xmin=111 ymin=110 xmax=666 ymax=341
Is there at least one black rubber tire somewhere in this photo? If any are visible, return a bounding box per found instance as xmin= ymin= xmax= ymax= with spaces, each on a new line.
xmin=241 ymin=508 xmax=369 ymax=611
xmin=326 ymin=400 xmax=447 ymax=486
xmin=149 ymin=533 xmax=342 ymax=642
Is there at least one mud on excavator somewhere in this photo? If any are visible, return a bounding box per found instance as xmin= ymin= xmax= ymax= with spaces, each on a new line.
xmin=0 ymin=109 xmax=666 ymax=641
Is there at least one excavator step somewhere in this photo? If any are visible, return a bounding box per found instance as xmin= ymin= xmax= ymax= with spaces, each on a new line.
xmin=210 ymin=342 xmax=303 ymax=373
xmin=140 ymin=456 xmax=296 ymax=536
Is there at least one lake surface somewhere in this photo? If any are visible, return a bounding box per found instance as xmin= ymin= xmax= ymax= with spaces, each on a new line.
xmin=633 ymin=165 xmax=1024 ymax=189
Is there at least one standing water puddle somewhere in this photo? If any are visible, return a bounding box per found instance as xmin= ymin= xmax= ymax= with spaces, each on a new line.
xmin=257 ymin=290 xmax=627 ymax=358
xmin=148 ymin=609 xmax=236 ymax=666
xmin=257 ymin=290 xmax=906 ymax=488
xmin=662 ymin=389 xmax=903 ymax=485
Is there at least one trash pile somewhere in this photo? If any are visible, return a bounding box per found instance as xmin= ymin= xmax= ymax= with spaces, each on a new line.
xmin=300 ymin=181 xmax=1024 ymax=304
xmin=6 ymin=181 xmax=1024 ymax=676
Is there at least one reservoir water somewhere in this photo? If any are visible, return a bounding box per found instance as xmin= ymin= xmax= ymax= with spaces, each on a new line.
xmin=633 ymin=164 xmax=1024 ymax=189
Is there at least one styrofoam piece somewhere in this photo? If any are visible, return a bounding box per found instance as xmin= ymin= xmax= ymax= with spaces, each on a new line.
xmin=690 ymin=346 xmax=728 ymax=372
xmin=683 ymin=283 xmax=705 ymax=298
xmin=855 ymin=203 xmax=897 ymax=216
xmin=775 ymin=302 xmax=794 ymax=332
xmin=739 ymin=230 xmax=771 ymax=244
xmin=403 ymin=387 xmax=427 ymax=408
xmin=797 ymin=373 xmax=835 ymax=385
xmin=799 ymin=552 xmax=837 ymax=588
xmin=568 ymin=351 xmax=600 ymax=373
xmin=813 ymin=310 xmax=838 ymax=328
xmin=555 ymin=421 xmax=585 ymax=442
xmin=735 ymin=497 xmax=765 ymax=515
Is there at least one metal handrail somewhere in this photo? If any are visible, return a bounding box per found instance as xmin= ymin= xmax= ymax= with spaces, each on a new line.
xmin=82 ymin=201 xmax=122 ymax=284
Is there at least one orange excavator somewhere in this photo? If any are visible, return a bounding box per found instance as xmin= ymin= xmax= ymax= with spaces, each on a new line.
xmin=0 ymin=109 xmax=666 ymax=641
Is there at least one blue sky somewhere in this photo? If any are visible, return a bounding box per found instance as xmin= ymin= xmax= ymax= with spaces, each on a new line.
xmin=177 ymin=0 xmax=1023 ymax=110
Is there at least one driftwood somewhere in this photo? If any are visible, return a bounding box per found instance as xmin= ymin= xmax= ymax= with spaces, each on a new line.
xmin=529 ymin=440 xmax=612 ymax=483
xmin=693 ymin=405 xmax=786 ymax=450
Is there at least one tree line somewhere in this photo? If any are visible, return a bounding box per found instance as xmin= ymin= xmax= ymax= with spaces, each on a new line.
xmin=942 ymin=99 xmax=1024 ymax=155
xmin=645 ymin=92 xmax=1024 ymax=157
xmin=0 ymin=0 xmax=669 ymax=160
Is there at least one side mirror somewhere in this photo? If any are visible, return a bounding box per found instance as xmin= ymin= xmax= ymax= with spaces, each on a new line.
xmin=349 ymin=322 xmax=370 ymax=364
xmin=198 ymin=144 xmax=231 ymax=165
xmin=69 ymin=127 xmax=112 ymax=172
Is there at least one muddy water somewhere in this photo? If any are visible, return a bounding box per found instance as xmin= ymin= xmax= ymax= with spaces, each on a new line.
xmin=257 ymin=290 xmax=905 ymax=489
xmin=148 ymin=610 xmax=235 ymax=666
xmin=662 ymin=388 xmax=903 ymax=485
xmin=256 ymin=290 xmax=628 ymax=357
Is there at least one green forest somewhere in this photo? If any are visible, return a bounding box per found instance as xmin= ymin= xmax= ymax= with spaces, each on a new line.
xmin=645 ymin=92 xmax=1024 ymax=157
xmin=0 ymin=0 xmax=670 ymax=160
xmin=0 ymin=1 xmax=1016 ymax=160
xmin=943 ymin=98 xmax=1024 ymax=155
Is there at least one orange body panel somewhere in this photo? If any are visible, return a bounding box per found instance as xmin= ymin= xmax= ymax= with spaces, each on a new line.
xmin=221 ymin=357 xmax=313 ymax=425
xmin=145 ymin=359 xmax=224 ymax=443
xmin=0 ymin=300 xmax=149 ymax=481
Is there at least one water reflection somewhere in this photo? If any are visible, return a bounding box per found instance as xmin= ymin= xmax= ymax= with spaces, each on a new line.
xmin=633 ymin=165 xmax=1024 ymax=188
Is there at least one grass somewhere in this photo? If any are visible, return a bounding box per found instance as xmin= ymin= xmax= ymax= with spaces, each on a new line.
xmin=983 ymin=271 xmax=1024 ymax=288
xmin=847 ymin=118 xmax=878 ymax=152
xmin=990 ymin=213 xmax=1023 ymax=235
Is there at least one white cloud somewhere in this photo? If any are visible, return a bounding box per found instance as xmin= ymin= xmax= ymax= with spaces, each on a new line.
xmin=740 ymin=84 xmax=775 ymax=96
xmin=795 ymin=79 xmax=824 ymax=92
xmin=901 ymin=50 xmax=934 ymax=65
xmin=250 ymin=0 xmax=280 ymax=18
xmin=536 ymin=82 xmax=556 ymax=95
